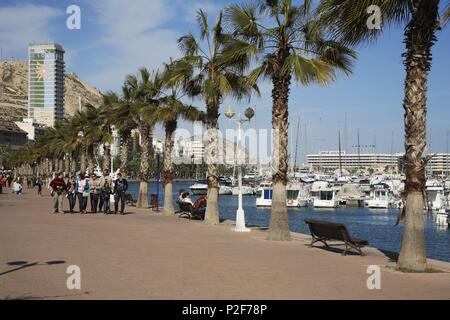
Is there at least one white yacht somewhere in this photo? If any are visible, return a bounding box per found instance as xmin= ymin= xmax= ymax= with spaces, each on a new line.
xmin=190 ymin=180 xmax=208 ymax=195
xmin=286 ymin=182 xmax=300 ymax=207
xmin=425 ymin=180 xmax=445 ymax=211
xmin=255 ymin=181 xmax=272 ymax=207
xmin=296 ymin=186 xmax=310 ymax=207
xmin=366 ymin=184 xmax=392 ymax=209
xmin=256 ymin=183 xmax=273 ymax=207
xmin=436 ymin=208 xmax=449 ymax=227
xmin=311 ymin=181 xmax=338 ymax=208
xmin=232 ymin=185 xmax=255 ymax=196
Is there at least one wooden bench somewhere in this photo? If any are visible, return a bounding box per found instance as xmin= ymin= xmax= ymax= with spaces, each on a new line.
xmin=304 ymin=219 xmax=369 ymax=256
xmin=178 ymin=202 xmax=205 ymax=221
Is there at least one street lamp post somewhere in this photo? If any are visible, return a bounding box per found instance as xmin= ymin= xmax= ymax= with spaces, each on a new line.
xmin=225 ymin=106 xmax=255 ymax=233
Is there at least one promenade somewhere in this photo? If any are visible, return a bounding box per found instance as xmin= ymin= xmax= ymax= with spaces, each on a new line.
xmin=0 ymin=190 xmax=449 ymax=300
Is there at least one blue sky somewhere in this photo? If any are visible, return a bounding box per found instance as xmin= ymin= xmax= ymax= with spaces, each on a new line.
xmin=1 ymin=0 xmax=449 ymax=163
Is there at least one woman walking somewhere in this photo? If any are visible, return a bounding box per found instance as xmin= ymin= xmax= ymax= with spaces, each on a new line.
xmin=76 ymin=173 xmax=90 ymax=214
xmin=36 ymin=176 xmax=43 ymax=196
xmin=66 ymin=175 xmax=77 ymax=213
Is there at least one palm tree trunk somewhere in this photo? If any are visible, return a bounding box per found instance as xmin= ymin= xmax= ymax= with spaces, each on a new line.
xmin=64 ymin=154 xmax=69 ymax=175
xmin=137 ymin=122 xmax=150 ymax=208
xmin=103 ymin=144 xmax=111 ymax=172
xmin=397 ymin=0 xmax=438 ymax=272
xmin=162 ymin=121 xmax=177 ymax=216
xmin=80 ymin=146 xmax=86 ymax=174
xmin=132 ymin=130 xmax=138 ymax=155
xmin=49 ymin=158 xmax=54 ymax=174
xmin=267 ymin=61 xmax=292 ymax=241
xmin=87 ymin=145 xmax=94 ymax=175
xmin=58 ymin=158 xmax=63 ymax=173
xmin=120 ymin=133 xmax=130 ymax=177
xmin=71 ymin=154 xmax=77 ymax=174
xmin=204 ymin=103 xmax=220 ymax=225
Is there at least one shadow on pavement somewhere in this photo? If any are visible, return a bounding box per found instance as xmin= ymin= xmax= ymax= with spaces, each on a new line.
xmin=1 ymin=260 xmax=66 ymax=277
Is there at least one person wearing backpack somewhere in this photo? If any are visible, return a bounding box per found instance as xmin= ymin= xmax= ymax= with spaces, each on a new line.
xmin=113 ymin=173 xmax=128 ymax=214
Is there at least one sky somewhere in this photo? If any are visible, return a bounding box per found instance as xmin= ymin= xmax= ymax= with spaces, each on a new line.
xmin=0 ymin=0 xmax=449 ymax=164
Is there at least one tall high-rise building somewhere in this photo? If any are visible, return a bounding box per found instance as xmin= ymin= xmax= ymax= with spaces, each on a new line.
xmin=28 ymin=43 xmax=65 ymax=127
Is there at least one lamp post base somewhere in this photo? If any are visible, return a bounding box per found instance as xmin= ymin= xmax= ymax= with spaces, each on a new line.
xmin=233 ymin=208 xmax=250 ymax=232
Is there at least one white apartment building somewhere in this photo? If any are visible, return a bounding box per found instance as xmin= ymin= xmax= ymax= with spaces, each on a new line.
xmin=424 ymin=153 xmax=450 ymax=176
xmin=307 ymin=151 xmax=400 ymax=171
xmin=307 ymin=151 xmax=450 ymax=176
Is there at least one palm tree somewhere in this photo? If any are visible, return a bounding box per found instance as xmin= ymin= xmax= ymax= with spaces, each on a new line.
xmin=155 ymin=63 xmax=206 ymax=216
xmin=111 ymin=88 xmax=137 ymax=177
xmin=125 ymin=68 xmax=162 ymax=208
xmin=169 ymin=9 xmax=256 ymax=224
xmin=225 ymin=0 xmax=356 ymax=240
xmin=317 ymin=0 xmax=446 ymax=272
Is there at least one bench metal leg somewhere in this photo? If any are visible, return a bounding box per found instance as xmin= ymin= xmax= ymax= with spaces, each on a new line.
xmin=342 ymin=242 xmax=365 ymax=256
xmin=310 ymin=236 xmax=329 ymax=248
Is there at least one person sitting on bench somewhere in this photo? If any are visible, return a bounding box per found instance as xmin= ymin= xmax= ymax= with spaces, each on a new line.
xmin=180 ymin=192 xmax=206 ymax=216
xmin=193 ymin=195 xmax=207 ymax=215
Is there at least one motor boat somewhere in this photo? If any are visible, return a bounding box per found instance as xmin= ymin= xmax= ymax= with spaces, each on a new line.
xmin=296 ymin=186 xmax=310 ymax=207
xmin=232 ymin=185 xmax=256 ymax=196
xmin=436 ymin=208 xmax=449 ymax=227
xmin=311 ymin=181 xmax=338 ymax=208
xmin=218 ymin=177 xmax=233 ymax=195
xmin=425 ymin=180 xmax=445 ymax=211
xmin=190 ymin=180 xmax=208 ymax=195
xmin=286 ymin=182 xmax=310 ymax=207
xmin=286 ymin=182 xmax=300 ymax=207
xmin=366 ymin=184 xmax=392 ymax=209
xmin=336 ymin=183 xmax=365 ymax=207
xmin=256 ymin=181 xmax=272 ymax=207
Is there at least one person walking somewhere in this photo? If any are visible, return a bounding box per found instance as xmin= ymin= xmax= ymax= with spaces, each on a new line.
xmin=36 ymin=175 xmax=44 ymax=196
xmin=50 ymin=173 xmax=66 ymax=213
xmin=76 ymin=173 xmax=90 ymax=214
xmin=26 ymin=176 xmax=32 ymax=189
xmin=89 ymin=174 xmax=101 ymax=213
xmin=113 ymin=173 xmax=128 ymax=215
xmin=66 ymin=175 xmax=77 ymax=213
xmin=102 ymin=180 xmax=112 ymax=214
xmin=13 ymin=178 xmax=23 ymax=195
xmin=98 ymin=169 xmax=113 ymax=213
xmin=7 ymin=174 xmax=13 ymax=188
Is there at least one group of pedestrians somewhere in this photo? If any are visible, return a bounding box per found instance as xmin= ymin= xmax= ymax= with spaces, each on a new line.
xmin=0 ymin=173 xmax=46 ymax=195
xmin=50 ymin=169 xmax=129 ymax=215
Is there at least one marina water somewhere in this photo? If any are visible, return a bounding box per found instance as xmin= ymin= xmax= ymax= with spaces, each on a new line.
xmin=128 ymin=181 xmax=450 ymax=262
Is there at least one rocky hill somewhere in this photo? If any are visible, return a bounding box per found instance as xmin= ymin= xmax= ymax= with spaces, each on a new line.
xmin=0 ymin=60 xmax=102 ymax=122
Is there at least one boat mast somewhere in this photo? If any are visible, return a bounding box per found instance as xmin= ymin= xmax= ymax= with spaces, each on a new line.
xmin=446 ymin=129 xmax=449 ymax=179
xmin=357 ymin=128 xmax=361 ymax=176
xmin=293 ymin=117 xmax=300 ymax=174
xmin=338 ymin=130 xmax=343 ymax=177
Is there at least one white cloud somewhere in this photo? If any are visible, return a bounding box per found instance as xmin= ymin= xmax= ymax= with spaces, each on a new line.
xmin=82 ymin=0 xmax=183 ymax=91
xmin=0 ymin=4 xmax=62 ymax=57
xmin=91 ymin=0 xmax=174 ymax=38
